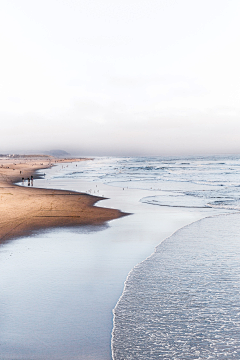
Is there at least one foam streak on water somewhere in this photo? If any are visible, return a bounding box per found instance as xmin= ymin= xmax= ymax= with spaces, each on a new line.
xmin=50 ymin=155 xmax=240 ymax=210
xmin=112 ymin=213 xmax=240 ymax=359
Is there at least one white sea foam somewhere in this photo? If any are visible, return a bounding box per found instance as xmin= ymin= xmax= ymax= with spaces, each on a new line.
xmin=112 ymin=213 xmax=240 ymax=359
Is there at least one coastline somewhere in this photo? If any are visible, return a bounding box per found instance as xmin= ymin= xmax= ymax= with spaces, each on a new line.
xmin=0 ymin=156 xmax=125 ymax=243
xmin=0 ymin=156 xmax=232 ymax=360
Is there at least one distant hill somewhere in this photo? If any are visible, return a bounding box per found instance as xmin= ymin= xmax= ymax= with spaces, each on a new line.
xmin=44 ymin=150 xmax=71 ymax=157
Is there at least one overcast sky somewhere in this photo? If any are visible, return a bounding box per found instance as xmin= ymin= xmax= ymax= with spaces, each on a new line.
xmin=1 ymin=0 xmax=240 ymax=156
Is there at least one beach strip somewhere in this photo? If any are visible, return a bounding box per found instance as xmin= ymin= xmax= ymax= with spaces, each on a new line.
xmin=0 ymin=155 xmax=125 ymax=243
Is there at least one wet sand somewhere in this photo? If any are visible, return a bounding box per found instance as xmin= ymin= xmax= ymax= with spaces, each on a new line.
xmin=0 ymin=156 xmax=124 ymax=243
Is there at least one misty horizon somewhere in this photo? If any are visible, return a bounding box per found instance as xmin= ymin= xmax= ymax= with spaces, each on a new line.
xmin=1 ymin=0 xmax=240 ymax=155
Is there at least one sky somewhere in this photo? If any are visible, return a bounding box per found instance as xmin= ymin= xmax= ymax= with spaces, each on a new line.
xmin=1 ymin=0 xmax=240 ymax=156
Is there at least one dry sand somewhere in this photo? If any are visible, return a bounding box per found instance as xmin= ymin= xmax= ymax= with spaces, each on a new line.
xmin=0 ymin=155 xmax=125 ymax=243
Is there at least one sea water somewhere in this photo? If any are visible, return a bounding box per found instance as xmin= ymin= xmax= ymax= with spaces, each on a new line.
xmin=112 ymin=214 xmax=240 ymax=359
xmin=0 ymin=155 xmax=240 ymax=359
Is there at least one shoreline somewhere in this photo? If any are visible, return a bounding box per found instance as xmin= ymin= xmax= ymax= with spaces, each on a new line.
xmin=0 ymin=156 xmax=125 ymax=243
xmin=0 ymin=156 xmax=231 ymax=359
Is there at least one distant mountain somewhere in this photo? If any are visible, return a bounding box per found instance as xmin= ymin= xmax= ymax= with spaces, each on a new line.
xmin=44 ymin=150 xmax=71 ymax=157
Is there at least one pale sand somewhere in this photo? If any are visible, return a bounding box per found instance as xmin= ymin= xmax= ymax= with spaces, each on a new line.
xmin=0 ymin=156 xmax=125 ymax=243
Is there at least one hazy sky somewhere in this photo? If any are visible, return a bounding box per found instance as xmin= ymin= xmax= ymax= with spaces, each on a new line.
xmin=1 ymin=0 xmax=240 ymax=155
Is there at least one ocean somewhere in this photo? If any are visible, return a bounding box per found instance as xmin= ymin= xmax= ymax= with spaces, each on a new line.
xmin=0 ymin=155 xmax=240 ymax=359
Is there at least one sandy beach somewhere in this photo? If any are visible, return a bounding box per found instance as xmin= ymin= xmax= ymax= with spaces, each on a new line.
xmin=0 ymin=155 xmax=124 ymax=243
